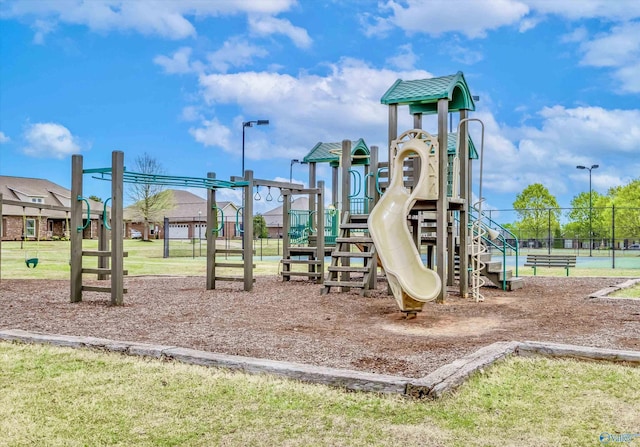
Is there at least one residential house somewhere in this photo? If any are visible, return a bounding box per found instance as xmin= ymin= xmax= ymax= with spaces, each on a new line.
xmin=1 ymin=175 xmax=104 ymax=241
xmin=124 ymin=189 xmax=240 ymax=239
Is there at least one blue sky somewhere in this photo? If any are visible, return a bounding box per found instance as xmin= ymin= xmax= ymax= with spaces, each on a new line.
xmin=1 ymin=0 xmax=639 ymax=216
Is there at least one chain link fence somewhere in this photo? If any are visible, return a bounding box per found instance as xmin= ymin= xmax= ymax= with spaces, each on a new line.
xmin=484 ymin=206 xmax=640 ymax=269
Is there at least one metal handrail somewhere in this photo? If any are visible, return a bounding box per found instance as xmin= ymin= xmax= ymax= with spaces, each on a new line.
xmin=77 ymin=196 xmax=91 ymax=232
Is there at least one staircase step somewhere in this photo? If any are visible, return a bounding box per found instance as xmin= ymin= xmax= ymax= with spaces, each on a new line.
xmin=281 ymin=271 xmax=323 ymax=278
xmin=289 ymin=247 xmax=317 ymax=255
xmin=335 ymin=237 xmax=373 ymax=244
xmin=507 ymin=277 xmax=525 ymax=291
xmin=328 ymin=266 xmax=369 ymax=273
xmin=340 ymin=223 xmax=369 ymax=230
xmin=323 ymin=280 xmax=366 ymax=288
xmin=282 ymin=259 xmax=322 ymax=265
xmin=331 ymin=251 xmax=374 ymax=258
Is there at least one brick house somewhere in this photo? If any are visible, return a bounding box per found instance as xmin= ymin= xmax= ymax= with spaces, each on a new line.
xmin=1 ymin=176 xmax=104 ymax=241
xmin=124 ymin=189 xmax=240 ymax=239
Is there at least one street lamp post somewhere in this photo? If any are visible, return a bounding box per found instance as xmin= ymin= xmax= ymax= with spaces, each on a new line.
xmin=289 ymin=159 xmax=300 ymax=183
xmin=576 ymin=164 xmax=599 ymax=257
xmin=242 ymin=119 xmax=269 ymax=175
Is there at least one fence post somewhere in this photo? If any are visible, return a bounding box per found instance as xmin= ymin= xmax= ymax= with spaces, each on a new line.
xmin=547 ymin=209 xmax=551 ymax=255
xmin=612 ymin=204 xmax=615 ymax=269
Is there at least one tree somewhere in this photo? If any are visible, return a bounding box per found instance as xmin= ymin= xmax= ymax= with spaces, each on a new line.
xmin=512 ymin=183 xmax=560 ymax=241
xmin=566 ymin=191 xmax=607 ymax=240
xmin=127 ymin=153 xmax=175 ymax=241
xmin=89 ymin=195 xmax=103 ymax=203
xmin=603 ymin=179 xmax=640 ymax=239
xmin=253 ymin=214 xmax=268 ymax=238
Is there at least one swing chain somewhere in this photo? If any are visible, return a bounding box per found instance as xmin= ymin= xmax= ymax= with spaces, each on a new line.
xmin=254 ymin=185 xmax=261 ymax=201
xmin=266 ymin=186 xmax=273 ymax=202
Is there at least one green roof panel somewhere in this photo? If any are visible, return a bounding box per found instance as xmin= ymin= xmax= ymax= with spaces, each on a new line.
xmin=381 ymin=71 xmax=476 ymax=114
xmin=303 ymin=138 xmax=370 ymax=166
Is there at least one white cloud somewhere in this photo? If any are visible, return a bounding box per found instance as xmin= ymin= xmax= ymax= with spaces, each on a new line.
xmin=378 ymin=0 xmax=530 ymax=38
xmin=23 ymin=122 xmax=82 ymax=159
xmin=193 ymin=58 xmax=430 ymax=160
xmin=180 ymin=105 xmax=201 ymax=122
xmin=248 ymin=15 xmax=312 ymax=49
xmin=523 ymin=0 xmax=640 ymax=21
xmin=579 ymin=22 xmax=640 ymax=68
xmin=188 ymin=117 xmax=231 ymax=150
xmin=369 ymin=0 xmax=640 ymax=39
xmin=206 ymin=37 xmax=269 ymax=73
xmin=385 ymin=44 xmax=417 ymax=70
xmin=3 ymin=0 xmax=298 ymax=41
xmin=153 ymin=47 xmax=195 ymax=74
xmin=0 ymin=131 xmax=10 ymax=143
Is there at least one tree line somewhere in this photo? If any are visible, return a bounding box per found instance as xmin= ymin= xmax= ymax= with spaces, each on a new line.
xmin=505 ymin=179 xmax=640 ymax=242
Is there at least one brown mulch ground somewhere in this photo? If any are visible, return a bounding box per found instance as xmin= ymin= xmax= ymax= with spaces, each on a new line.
xmin=1 ymin=276 xmax=639 ymax=378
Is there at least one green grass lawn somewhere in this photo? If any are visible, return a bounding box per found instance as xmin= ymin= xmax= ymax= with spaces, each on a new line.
xmin=2 ymin=240 xmax=639 ymax=280
xmin=1 ymin=342 xmax=638 ymax=447
xmin=609 ymin=283 xmax=640 ymax=299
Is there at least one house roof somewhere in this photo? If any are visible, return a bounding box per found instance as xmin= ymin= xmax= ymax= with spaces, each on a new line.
xmin=262 ymin=197 xmax=309 ymax=227
xmin=303 ymin=138 xmax=370 ymax=166
xmin=0 ymin=175 xmax=104 ymax=218
xmin=380 ymin=72 xmax=476 ymax=114
xmin=123 ymin=189 xmax=237 ymax=222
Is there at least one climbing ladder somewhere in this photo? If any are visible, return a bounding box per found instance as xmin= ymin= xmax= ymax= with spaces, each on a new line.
xmin=321 ymin=212 xmax=377 ymax=296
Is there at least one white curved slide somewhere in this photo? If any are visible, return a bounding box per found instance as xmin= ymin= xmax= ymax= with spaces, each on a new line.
xmin=368 ymin=130 xmax=442 ymax=313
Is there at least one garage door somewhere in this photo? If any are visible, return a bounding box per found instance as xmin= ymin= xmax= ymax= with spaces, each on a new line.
xmin=168 ymin=223 xmax=189 ymax=239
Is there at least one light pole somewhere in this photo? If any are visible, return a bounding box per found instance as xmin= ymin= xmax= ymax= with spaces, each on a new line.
xmin=576 ymin=164 xmax=599 ymax=257
xmin=289 ymin=159 xmax=300 ymax=183
xmin=242 ymin=119 xmax=269 ymax=175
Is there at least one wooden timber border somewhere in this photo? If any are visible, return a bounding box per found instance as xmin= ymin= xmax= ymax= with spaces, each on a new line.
xmin=1 ymin=329 xmax=639 ymax=399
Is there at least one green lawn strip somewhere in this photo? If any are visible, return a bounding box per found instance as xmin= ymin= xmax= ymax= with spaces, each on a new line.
xmin=1 ymin=343 xmax=639 ymax=447
xmin=609 ymin=283 xmax=640 ymax=298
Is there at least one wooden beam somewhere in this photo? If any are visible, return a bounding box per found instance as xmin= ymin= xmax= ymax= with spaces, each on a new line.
xmin=111 ymin=151 xmax=124 ymax=306
xmin=458 ymin=109 xmax=469 ymax=298
xmin=436 ymin=99 xmax=448 ymax=303
xmin=206 ymin=172 xmax=216 ymax=290
xmin=70 ymin=155 xmax=83 ymax=303
xmin=243 ymin=170 xmax=254 ymax=291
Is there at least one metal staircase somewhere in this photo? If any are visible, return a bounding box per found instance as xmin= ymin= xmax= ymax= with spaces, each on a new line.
xmin=462 ymin=211 xmax=523 ymax=291
xmin=321 ymin=212 xmax=378 ymax=296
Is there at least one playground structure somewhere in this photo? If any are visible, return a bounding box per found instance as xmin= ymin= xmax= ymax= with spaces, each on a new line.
xmin=64 ymin=151 xmax=326 ymax=305
xmin=0 ymin=71 xmax=522 ymax=315
xmin=283 ymin=72 xmax=522 ymax=315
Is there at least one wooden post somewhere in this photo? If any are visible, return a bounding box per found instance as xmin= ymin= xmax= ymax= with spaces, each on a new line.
xmin=111 ymin=151 xmax=124 ymax=306
xmin=316 ymin=181 xmax=325 ymax=284
xmin=282 ymin=189 xmax=291 ymax=281
xmin=459 ymin=109 xmax=470 ymax=297
xmin=0 ymin=193 xmax=3 ymax=284
xmin=70 ymin=155 xmax=83 ymax=303
xmin=436 ymin=99 xmax=449 ymax=303
xmin=243 ymin=170 xmax=254 ymax=291
xmin=367 ymin=146 xmax=379 ymax=289
xmin=206 ymin=172 xmax=216 ymax=290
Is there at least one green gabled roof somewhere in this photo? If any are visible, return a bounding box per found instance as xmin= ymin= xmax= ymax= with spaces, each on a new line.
xmin=380 ymin=71 xmax=476 ymax=114
xmin=303 ymin=138 xmax=370 ymax=166
xmin=446 ymin=132 xmax=478 ymax=159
